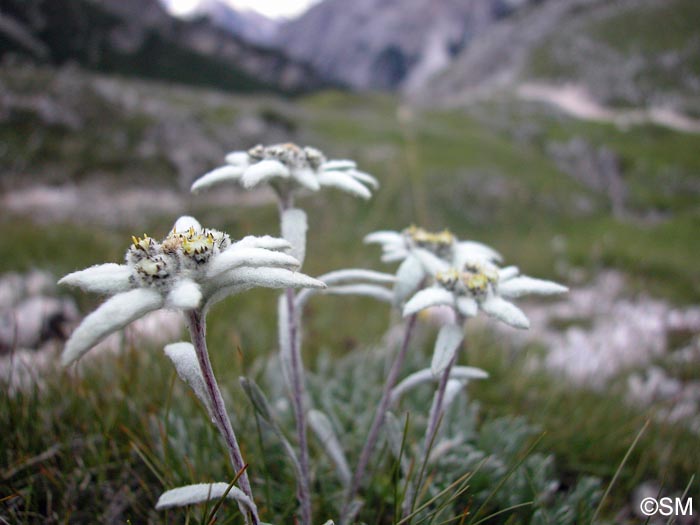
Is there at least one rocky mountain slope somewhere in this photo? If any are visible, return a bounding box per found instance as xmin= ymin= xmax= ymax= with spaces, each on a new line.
xmin=0 ymin=0 xmax=329 ymax=93
xmin=417 ymin=0 xmax=700 ymax=114
xmin=188 ymin=0 xmax=279 ymax=46
xmin=276 ymin=0 xmax=535 ymax=91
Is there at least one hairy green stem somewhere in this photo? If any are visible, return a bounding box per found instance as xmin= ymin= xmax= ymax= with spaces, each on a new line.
xmin=278 ymin=193 xmax=312 ymax=525
xmin=187 ymin=309 xmax=260 ymax=525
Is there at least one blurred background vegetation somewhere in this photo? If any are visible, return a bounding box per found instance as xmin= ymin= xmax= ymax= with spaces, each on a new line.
xmin=1 ymin=0 xmax=699 ymax=523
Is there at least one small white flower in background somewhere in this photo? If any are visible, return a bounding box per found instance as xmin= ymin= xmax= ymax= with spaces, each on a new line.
xmin=404 ymin=261 xmax=567 ymax=328
xmin=191 ymin=143 xmax=379 ymax=200
xmin=365 ymin=225 xmax=502 ymax=304
xmin=403 ymin=259 xmax=567 ymax=375
xmin=59 ymin=216 xmax=325 ymax=366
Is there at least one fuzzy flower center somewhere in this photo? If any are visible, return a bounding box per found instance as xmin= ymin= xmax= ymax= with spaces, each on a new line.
xmin=436 ymin=264 xmax=498 ymax=297
xmin=404 ymin=225 xmax=455 ymax=258
xmin=248 ymin=142 xmax=327 ymax=171
xmin=125 ymin=226 xmax=230 ymax=290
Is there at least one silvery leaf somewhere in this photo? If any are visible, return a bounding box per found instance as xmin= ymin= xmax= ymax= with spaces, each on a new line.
xmin=281 ymin=208 xmax=308 ymax=265
xmin=308 ymin=409 xmax=351 ymax=487
xmin=430 ymin=323 xmax=463 ymax=377
xmin=390 ymin=366 xmax=488 ymax=405
xmin=155 ymin=482 xmax=254 ymax=513
xmin=384 ymin=411 xmax=410 ymax=476
xmin=442 ymin=378 xmax=466 ymax=412
xmin=239 ymin=376 xmax=275 ymax=423
xmin=58 ymin=263 xmax=133 ymax=295
xmin=163 ymin=342 xmax=212 ymax=417
xmin=62 ymin=288 xmax=164 ymax=366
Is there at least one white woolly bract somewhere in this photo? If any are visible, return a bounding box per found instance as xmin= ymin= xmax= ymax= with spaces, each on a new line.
xmin=317 ymin=171 xmax=372 ymax=199
xmin=454 ymin=241 xmax=502 ymax=265
xmin=58 ymin=263 xmax=133 ymax=295
xmin=308 ymin=409 xmax=351 ymax=486
xmin=412 ymin=248 xmax=449 ymax=275
xmin=442 ymin=378 xmax=466 ymax=412
xmin=204 ymin=268 xmax=325 ymax=308
xmin=241 ymin=159 xmax=290 ymax=188
xmin=324 ymin=284 xmax=393 ymax=303
xmin=389 ymin=366 xmax=488 ymax=406
xmin=292 ymin=167 xmax=321 ymax=191
xmin=394 ymin=254 xmax=425 ymax=304
xmin=349 ymin=170 xmax=379 ymax=189
xmin=430 ymin=323 xmax=464 ymax=377
xmin=363 ymin=230 xmax=403 ymax=246
xmin=281 ymin=208 xmax=308 ymax=265
xmin=163 ymin=342 xmax=212 ymax=417
xmin=224 ymin=151 xmax=249 ymax=166
xmin=322 ymin=159 xmax=356 ymax=171
xmin=207 ymin=247 xmax=300 ymax=278
xmin=403 ymin=287 xmax=455 ymax=317
xmin=381 ymin=248 xmax=409 ymax=263
xmin=497 ymin=276 xmax=568 ymax=298
xmin=155 ymin=482 xmax=254 ymax=512
xmin=481 ymin=295 xmax=530 ymax=329
xmin=456 ymin=296 xmax=478 ymax=317
xmin=216 ymin=267 xmax=325 ymax=291
xmin=231 ymin=235 xmax=291 ymax=252
xmin=173 ymin=215 xmax=202 ymax=233
xmin=190 ymin=165 xmax=244 ymax=193
xmin=62 ymin=288 xmax=164 ymax=366
xmin=319 ymin=268 xmax=396 ymax=286
xmin=166 ymin=279 xmax=202 ymax=310
xmin=498 ymin=266 xmax=520 ymax=281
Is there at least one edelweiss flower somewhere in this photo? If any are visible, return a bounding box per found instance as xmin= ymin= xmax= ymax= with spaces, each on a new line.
xmin=191 ymin=143 xmax=378 ymax=200
xmin=365 ymin=226 xmax=502 ymax=303
xmin=401 ymin=257 xmax=566 ymax=376
xmin=59 ymin=216 xmax=325 ymax=366
xmin=403 ymin=261 xmax=567 ymax=329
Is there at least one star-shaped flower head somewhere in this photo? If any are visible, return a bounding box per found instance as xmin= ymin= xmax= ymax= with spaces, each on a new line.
xmin=59 ymin=216 xmax=325 ymax=366
xmin=401 ymin=255 xmax=567 ymax=377
xmin=364 ymin=226 xmax=503 ymax=304
xmin=403 ymin=259 xmax=567 ymax=329
xmin=191 ymin=143 xmax=378 ymax=200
